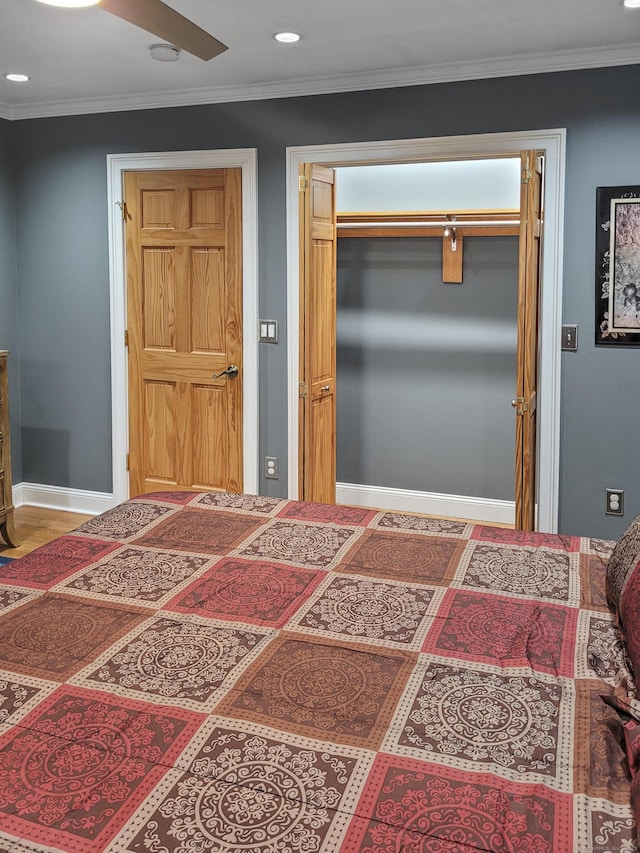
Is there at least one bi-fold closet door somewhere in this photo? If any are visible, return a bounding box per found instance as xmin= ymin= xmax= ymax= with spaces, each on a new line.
xmin=298 ymin=152 xmax=542 ymax=530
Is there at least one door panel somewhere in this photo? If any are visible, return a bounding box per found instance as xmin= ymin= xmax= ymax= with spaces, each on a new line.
xmin=125 ymin=168 xmax=243 ymax=497
xmin=299 ymin=164 xmax=337 ymax=503
xmin=515 ymin=151 xmax=543 ymax=530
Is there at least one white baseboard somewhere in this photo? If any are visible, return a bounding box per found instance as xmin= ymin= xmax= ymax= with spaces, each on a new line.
xmin=336 ymin=482 xmax=515 ymax=526
xmin=11 ymin=480 xmax=515 ymax=526
xmin=13 ymin=483 xmax=116 ymax=516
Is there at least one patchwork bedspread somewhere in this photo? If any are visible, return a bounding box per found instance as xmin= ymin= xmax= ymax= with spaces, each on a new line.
xmin=0 ymin=491 xmax=635 ymax=852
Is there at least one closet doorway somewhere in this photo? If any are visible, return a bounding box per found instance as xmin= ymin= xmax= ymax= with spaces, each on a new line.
xmin=287 ymin=131 xmax=565 ymax=533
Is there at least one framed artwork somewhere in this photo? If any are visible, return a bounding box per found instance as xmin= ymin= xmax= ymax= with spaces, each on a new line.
xmin=596 ymin=186 xmax=640 ymax=346
xmin=595 ymin=185 xmax=640 ymax=346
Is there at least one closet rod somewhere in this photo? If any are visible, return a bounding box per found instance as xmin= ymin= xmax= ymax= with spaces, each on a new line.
xmin=338 ymin=219 xmax=520 ymax=228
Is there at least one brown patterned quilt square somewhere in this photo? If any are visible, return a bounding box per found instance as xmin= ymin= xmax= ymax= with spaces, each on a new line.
xmin=292 ymin=575 xmax=437 ymax=647
xmin=460 ymin=542 xmax=574 ymax=601
xmin=79 ymin=615 xmax=268 ymax=709
xmin=574 ymin=680 xmax=632 ymax=803
xmin=134 ymin=508 xmax=264 ymax=555
xmin=338 ymin=530 xmax=466 ymax=585
xmin=125 ymin=723 xmax=370 ymax=853
xmin=391 ymin=660 xmax=570 ymax=786
xmin=236 ymin=520 xmax=358 ymax=569
xmin=61 ymin=546 xmax=212 ymax=604
xmin=375 ymin=512 xmax=469 ymax=536
xmin=579 ymin=553 xmax=610 ymax=611
xmin=0 ymin=594 xmax=149 ymax=680
xmin=75 ymin=500 xmax=177 ymax=541
xmin=0 ymin=675 xmax=44 ymax=725
xmin=217 ymin=633 xmax=415 ymax=748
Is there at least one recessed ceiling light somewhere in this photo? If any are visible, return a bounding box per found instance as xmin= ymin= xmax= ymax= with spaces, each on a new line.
xmin=4 ymin=73 xmax=30 ymax=83
xmin=624 ymin=0 xmax=640 ymax=7
xmin=34 ymin=0 xmax=99 ymax=7
xmin=273 ymin=32 xmax=302 ymax=44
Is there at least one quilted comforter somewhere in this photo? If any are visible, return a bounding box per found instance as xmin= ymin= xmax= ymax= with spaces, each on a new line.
xmin=0 ymin=491 xmax=635 ymax=852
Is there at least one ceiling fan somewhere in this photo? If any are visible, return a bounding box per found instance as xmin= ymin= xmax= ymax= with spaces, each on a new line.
xmin=35 ymin=0 xmax=228 ymax=61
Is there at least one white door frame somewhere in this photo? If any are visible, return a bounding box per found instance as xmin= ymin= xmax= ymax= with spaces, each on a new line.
xmin=107 ymin=148 xmax=259 ymax=506
xmin=286 ymin=129 xmax=566 ymax=533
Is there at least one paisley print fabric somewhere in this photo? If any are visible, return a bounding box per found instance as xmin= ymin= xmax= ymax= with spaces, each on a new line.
xmin=0 ymin=491 xmax=634 ymax=851
xmin=606 ymin=512 xmax=640 ymax=608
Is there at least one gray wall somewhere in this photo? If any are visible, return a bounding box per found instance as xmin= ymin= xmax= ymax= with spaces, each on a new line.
xmin=336 ymin=236 xmax=518 ymax=500
xmin=0 ymin=119 xmax=21 ymax=482
xmin=5 ymin=64 xmax=640 ymax=536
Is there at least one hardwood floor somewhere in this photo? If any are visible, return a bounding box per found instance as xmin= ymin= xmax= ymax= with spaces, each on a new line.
xmin=0 ymin=505 xmax=92 ymax=559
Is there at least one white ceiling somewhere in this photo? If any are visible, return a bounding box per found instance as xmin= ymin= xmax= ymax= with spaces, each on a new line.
xmin=1 ymin=0 xmax=639 ymax=120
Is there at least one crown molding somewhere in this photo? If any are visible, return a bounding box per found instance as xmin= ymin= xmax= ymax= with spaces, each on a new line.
xmin=2 ymin=42 xmax=640 ymax=121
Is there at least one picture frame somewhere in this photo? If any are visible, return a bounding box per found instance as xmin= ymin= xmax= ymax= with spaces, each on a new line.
xmin=595 ymin=184 xmax=640 ymax=346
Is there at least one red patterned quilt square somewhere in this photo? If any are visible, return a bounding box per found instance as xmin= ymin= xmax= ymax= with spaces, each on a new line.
xmin=143 ymin=490 xmax=200 ymax=505
xmin=0 ymin=536 xmax=117 ymax=589
xmin=472 ymin=525 xmax=580 ymax=552
xmin=345 ymin=755 xmax=572 ymax=852
xmin=422 ymin=589 xmax=577 ymax=676
xmin=0 ymin=687 xmax=203 ymax=853
xmin=134 ymin=508 xmax=264 ymax=554
xmin=278 ymin=500 xmax=374 ymax=526
xmin=169 ymin=557 xmax=324 ymax=627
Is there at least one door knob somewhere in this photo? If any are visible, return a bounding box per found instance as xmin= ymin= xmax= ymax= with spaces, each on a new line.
xmin=213 ymin=365 xmax=239 ymax=379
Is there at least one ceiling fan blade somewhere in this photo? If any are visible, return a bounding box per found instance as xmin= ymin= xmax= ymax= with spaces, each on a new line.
xmin=99 ymin=0 xmax=228 ymax=61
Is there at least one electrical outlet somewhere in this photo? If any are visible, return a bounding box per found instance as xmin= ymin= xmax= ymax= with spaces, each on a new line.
xmin=606 ymin=488 xmax=624 ymax=516
xmin=265 ymin=456 xmax=279 ymax=479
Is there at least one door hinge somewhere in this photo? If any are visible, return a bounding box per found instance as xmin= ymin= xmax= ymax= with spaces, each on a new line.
xmin=126 ymin=453 xmax=130 ymax=471
xmin=521 ymin=167 xmax=532 ymax=185
xmin=116 ymin=200 xmax=129 ymax=222
xmin=124 ymin=329 xmax=129 ymax=348
xmin=298 ymin=175 xmax=308 ymax=192
xmin=534 ymin=218 xmax=542 ymax=238
xmin=299 ymin=382 xmax=308 ymax=398
xmin=512 ymin=396 xmax=529 ymax=416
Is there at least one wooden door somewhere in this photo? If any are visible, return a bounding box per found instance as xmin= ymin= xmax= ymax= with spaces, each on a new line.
xmin=298 ymin=164 xmax=337 ymax=503
xmin=514 ymin=151 xmax=543 ymax=530
xmin=125 ymin=168 xmax=243 ymax=497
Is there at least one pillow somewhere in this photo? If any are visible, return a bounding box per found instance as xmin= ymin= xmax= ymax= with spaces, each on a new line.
xmin=619 ymin=557 xmax=640 ymax=686
xmin=606 ymin=513 xmax=640 ymax=611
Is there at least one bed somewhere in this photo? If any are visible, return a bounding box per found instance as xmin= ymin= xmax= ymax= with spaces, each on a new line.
xmin=0 ymin=490 xmax=638 ymax=852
